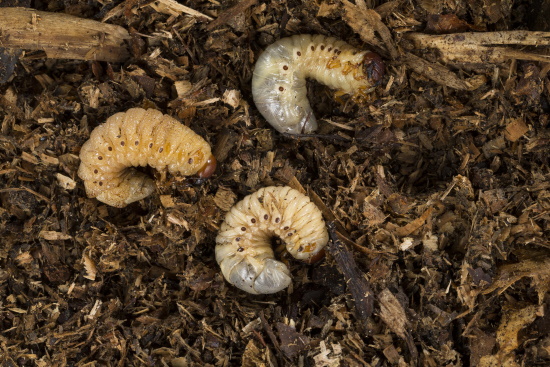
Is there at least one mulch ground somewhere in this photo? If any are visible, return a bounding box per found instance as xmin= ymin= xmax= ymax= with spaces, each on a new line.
xmin=1 ymin=1 xmax=549 ymax=366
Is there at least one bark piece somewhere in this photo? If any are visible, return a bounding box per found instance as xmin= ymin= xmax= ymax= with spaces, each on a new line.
xmin=0 ymin=48 xmax=22 ymax=84
xmin=276 ymin=323 xmax=312 ymax=359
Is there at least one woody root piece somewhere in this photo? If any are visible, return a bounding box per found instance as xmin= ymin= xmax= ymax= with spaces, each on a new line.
xmin=0 ymin=7 xmax=130 ymax=63
xmin=405 ymin=31 xmax=550 ymax=64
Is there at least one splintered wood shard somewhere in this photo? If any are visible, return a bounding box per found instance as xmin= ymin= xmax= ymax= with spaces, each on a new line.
xmin=405 ymin=31 xmax=550 ymax=64
xmin=0 ymin=8 xmax=130 ymax=62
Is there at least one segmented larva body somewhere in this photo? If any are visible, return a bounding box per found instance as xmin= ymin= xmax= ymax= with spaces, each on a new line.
xmin=252 ymin=34 xmax=385 ymax=134
xmin=78 ymin=108 xmax=216 ymax=208
xmin=215 ymin=186 xmax=329 ymax=294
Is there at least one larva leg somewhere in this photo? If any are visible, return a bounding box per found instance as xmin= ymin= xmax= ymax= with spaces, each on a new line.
xmin=252 ymin=34 xmax=385 ymax=134
xmin=215 ymin=186 xmax=328 ymax=294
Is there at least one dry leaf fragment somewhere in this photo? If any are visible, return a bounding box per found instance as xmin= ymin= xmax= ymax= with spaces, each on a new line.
xmin=395 ymin=207 xmax=435 ymax=237
xmin=341 ymin=0 xmax=397 ymax=57
xmin=497 ymin=304 xmax=541 ymax=355
xmin=317 ymin=2 xmax=339 ymax=17
xmin=425 ymin=14 xmax=481 ymax=34
xmin=482 ymin=258 xmax=550 ymax=304
xmin=82 ymin=253 xmax=97 ymax=281
xmin=478 ymin=304 xmax=542 ymax=367
xmin=327 ymin=223 xmax=375 ymax=327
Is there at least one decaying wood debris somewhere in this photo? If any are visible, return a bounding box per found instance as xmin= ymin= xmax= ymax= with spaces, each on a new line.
xmin=0 ymin=0 xmax=549 ymax=366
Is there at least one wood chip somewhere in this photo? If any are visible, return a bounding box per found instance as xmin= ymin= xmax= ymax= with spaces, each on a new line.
xmin=39 ymin=230 xmax=72 ymax=241
xmin=55 ymin=173 xmax=76 ymax=190
xmin=504 ymin=118 xmax=529 ymax=142
xmin=213 ymin=186 xmax=237 ymax=212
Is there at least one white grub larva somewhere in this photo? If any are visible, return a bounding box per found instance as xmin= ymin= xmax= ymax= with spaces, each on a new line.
xmin=252 ymin=34 xmax=385 ymax=134
xmin=78 ymin=108 xmax=216 ymax=208
xmin=215 ymin=186 xmax=329 ymax=294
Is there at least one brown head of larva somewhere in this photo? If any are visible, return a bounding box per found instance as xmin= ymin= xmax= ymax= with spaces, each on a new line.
xmin=362 ymin=51 xmax=385 ymax=84
xmin=196 ymin=154 xmax=217 ymax=178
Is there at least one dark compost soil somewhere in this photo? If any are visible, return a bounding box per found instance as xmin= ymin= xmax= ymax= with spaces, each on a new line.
xmin=0 ymin=1 xmax=549 ymax=366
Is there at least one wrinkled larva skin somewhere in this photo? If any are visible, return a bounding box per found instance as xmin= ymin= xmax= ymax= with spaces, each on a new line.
xmin=252 ymin=34 xmax=385 ymax=134
xmin=78 ymin=108 xmax=216 ymax=208
xmin=215 ymin=186 xmax=329 ymax=294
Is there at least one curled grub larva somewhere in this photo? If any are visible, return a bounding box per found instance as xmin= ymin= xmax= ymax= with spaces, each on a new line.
xmin=252 ymin=34 xmax=385 ymax=134
xmin=78 ymin=108 xmax=216 ymax=208
xmin=215 ymin=186 xmax=328 ymax=294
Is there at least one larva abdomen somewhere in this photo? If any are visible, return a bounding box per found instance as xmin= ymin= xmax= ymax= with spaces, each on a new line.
xmin=78 ymin=108 xmax=216 ymax=208
xmin=252 ymin=34 xmax=384 ymax=134
xmin=215 ymin=186 xmax=328 ymax=294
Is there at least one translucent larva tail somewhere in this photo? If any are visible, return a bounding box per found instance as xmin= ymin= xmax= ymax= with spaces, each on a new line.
xmin=93 ymin=170 xmax=155 ymax=208
xmin=226 ymin=257 xmax=291 ymax=295
xmin=253 ymin=259 xmax=292 ymax=294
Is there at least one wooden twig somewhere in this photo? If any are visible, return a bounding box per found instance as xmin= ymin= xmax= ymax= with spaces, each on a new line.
xmin=326 ymin=222 xmax=374 ymax=331
xmin=405 ymin=31 xmax=550 ymax=64
xmin=0 ymin=8 xmax=130 ymax=62
xmin=400 ymin=52 xmax=485 ymax=91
